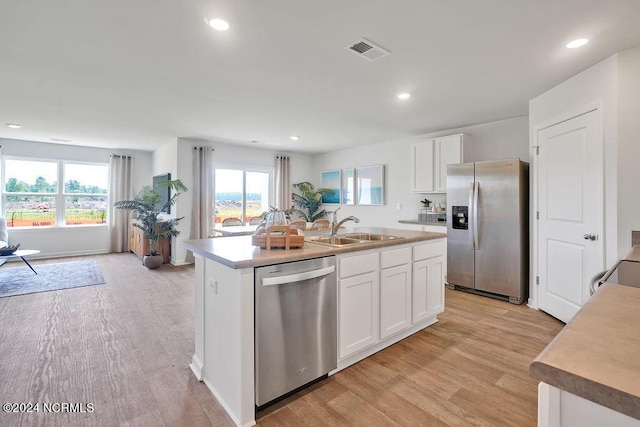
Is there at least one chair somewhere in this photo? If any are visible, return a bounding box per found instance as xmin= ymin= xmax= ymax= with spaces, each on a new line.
xmin=248 ymin=216 xmax=264 ymax=225
xmin=310 ymin=219 xmax=330 ymax=230
xmin=289 ymin=220 xmax=306 ymax=231
xmin=221 ymin=217 xmax=243 ymax=227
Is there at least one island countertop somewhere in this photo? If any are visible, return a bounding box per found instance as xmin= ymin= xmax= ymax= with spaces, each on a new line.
xmin=529 ymin=281 xmax=640 ymax=420
xmin=183 ymin=227 xmax=446 ymax=269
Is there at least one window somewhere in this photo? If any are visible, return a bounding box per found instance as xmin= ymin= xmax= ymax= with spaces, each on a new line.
xmin=63 ymin=163 xmax=108 ymax=226
xmin=214 ymin=167 xmax=272 ymax=225
xmin=1 ymin=157 xmax=109 ymax=228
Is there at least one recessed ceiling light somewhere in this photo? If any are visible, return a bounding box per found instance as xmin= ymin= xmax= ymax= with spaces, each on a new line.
xmin=206 ymin=18 xmax=229 ymax=31
xmin=289 ymin=136 xmax=300 ymax=141
xmin=397 ymin=93 xmax=411 ymax=100
xmin=566 ymin=38 xmax=589 ymax=49
xmin=6 ymin=123 xmax=22 ymax=129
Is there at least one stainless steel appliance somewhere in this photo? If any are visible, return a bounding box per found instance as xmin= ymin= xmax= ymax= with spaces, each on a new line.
xmin=254 ymin=256 xmax=337 ymax=407
xmin=447 ymin=159 xmax=529 ymax=304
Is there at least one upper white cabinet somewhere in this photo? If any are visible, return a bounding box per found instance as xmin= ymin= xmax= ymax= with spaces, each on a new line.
xmin=411 ymin=133 xmax=464 ymax=193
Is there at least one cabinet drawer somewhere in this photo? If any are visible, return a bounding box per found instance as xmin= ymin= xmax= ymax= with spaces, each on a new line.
xmin=413 ymin=239 xmax=446 ymax=261
xmin=339 ymin=252 xmax=379 ymax=279
xmin=381 ymin=246 xmax=411 ymax=270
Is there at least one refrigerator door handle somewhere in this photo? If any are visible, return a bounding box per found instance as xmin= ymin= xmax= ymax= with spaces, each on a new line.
xmin=468 ymin=182 xmax=475 ymax=249
xmin=473 ymin=181 xmax=479 ymax=249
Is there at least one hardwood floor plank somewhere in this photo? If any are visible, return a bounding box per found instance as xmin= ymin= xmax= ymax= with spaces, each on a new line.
xmin=327 ymin=391 xmax=400 ymax=426
xmin=384 ymin=376 xmax=494 ymax=427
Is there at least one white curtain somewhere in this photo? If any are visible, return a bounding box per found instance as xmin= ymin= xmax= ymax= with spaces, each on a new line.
xmin=108 ymin=155 xmax=134 ymax=252
xmin=275 ymin=156 xmax=291 ymax=210
xmin=186 ymin=147 xmax=215 ymax=263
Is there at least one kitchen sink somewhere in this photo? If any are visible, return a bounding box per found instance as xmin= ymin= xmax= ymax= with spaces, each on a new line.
xmin=306 ymin=233 xmax=404 ymax=247
xmin=306 ymin=236 xmax=362 ymax=247
xmin=342 ymin=233 xmax=404 ymax=241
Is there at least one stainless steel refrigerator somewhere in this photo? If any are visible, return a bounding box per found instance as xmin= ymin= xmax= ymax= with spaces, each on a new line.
xmin=447 ymin=159 xmax=529 ymax=304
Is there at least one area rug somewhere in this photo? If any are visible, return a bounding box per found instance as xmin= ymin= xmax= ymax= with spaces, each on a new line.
xmin=0 ymin=261 xmax=105 ymax=298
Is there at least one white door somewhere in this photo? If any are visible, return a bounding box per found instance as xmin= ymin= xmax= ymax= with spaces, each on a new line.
xmin=537 ymin=109 xmax=603 ymax=323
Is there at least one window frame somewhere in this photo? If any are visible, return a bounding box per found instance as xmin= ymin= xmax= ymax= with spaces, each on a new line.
xmin=213 ymin=163 xmax=274 ymax=225
xmin=1 ymin=155 xmax=109 ymax=229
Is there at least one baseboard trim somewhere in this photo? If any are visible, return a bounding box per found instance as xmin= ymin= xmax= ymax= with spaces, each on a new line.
xmin=202 ymin=378 xmax=256 ymax=427
xmin=190 ymin=355 xmax=203 ymax=381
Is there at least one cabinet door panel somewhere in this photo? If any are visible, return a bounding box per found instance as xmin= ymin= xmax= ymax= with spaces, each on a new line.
xmin=428 ymin=255 xmax=445 ymax=316
xmin=412 ymin=259 xmax=429 ymax=323
xmin=339 ymin=272 xmax=379 ymax=359
xmin=412 ymin=140 xmax=435 ymax=192
xmin=380 ymin=264 xmax=411 ymax=339
xmin=435 ymin=134 xmax=463 ymax=192
xmin=412 ymin=255 xmax=445 ymax=323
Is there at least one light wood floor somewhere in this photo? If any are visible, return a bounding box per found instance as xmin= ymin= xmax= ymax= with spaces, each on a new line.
xmin=0 ymin=253 xmax=564 ymax=426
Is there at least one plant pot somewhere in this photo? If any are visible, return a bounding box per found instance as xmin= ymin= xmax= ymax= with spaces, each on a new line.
xmin=143 ymin=254 xmax=163 ymax=269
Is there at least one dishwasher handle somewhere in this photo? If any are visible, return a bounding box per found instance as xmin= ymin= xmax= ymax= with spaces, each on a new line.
xmin=262 ymin=265 xmax=335 ymax=287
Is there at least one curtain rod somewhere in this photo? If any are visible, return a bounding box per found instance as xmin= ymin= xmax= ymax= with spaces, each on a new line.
xmin=110 ymin=154 xmax=134 ymax=159
xmin=193 ymin=146 xmax=215 ymax=150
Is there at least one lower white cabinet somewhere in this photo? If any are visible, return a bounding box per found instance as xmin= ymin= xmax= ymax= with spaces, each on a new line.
xmin=338 ymin=239 xmax=446 ymax=361
xmin=380 ymin=262 xmax=412 ymax=339
xmin=339 ymin=271 xmax=379 ymax=357
xmin=412 ymin=255 xmax=445 ymax=323
xmin=412 ymin=240 xmax=446 ymax=323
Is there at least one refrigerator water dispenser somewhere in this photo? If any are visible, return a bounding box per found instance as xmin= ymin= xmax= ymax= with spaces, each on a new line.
xmin=452 ymin=206 xmax=468 ymax=230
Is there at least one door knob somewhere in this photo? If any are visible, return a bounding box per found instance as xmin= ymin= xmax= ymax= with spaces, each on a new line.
xmin=583 ymin=233 xmax=597 ymax=241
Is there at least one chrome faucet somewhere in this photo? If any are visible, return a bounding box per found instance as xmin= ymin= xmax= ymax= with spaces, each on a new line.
xmin=330 ymin=207 xmax=360 ymax=237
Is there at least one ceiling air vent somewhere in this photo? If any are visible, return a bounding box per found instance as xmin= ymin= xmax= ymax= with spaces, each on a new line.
xmin=345 ymin=38 xmax=390 ymax=61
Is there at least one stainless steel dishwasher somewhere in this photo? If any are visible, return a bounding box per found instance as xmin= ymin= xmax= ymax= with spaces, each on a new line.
xmin=255 ymin=256 xmax=337 ymax=407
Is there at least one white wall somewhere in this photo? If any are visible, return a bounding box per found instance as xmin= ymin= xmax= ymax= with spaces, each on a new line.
xmin=310 ymin=116 xmax=529 ymax=228
xmin=0 ymin=138 xmax=152 ymax=258
xmin=153 ymin=138 xmax=314 ymax=264
xmin=617 ymin=46 xmax=640 ymax=257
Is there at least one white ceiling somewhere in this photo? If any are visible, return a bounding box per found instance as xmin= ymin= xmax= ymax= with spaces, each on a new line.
xmin=1 ymin=0 xmax=640 ymax=154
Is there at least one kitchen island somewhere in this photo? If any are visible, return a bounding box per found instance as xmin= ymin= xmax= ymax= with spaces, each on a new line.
xmin=183 ymin=227 xmax=446 ymax=427
xmin=530 ymin=246 xmax=640 ymax=427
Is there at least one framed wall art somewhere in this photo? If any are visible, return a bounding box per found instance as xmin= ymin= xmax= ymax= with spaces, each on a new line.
xmin=356 ymin=165 xmax=384 ymax=205
xmin=320 ymin=170 xmax=341 ymax=204
xmin=341 ymin=168 xmax=355 ymax=205
xmin=153 ymin=173 xmax=172 ymax=214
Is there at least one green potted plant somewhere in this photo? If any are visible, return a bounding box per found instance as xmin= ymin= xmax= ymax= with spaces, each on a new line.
xmin=291 ymin=182 xmax=334 ymax=222
xmin=114 ymin=179 xmax=188 ymax=269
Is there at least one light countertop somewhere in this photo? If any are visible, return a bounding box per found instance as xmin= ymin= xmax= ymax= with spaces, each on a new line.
xmin=530 ymin=267 xmax=640 ymax=419
xmin=183 ymin=227 xmax=446 ymax=269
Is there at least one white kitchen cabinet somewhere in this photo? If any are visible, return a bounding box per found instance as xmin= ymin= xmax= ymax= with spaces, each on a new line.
xmin=412 ymin=240 xmax=446 ymax=323
xmin=435 ymin=134 xmax=463 ymax=192
xmin=338 ymin=252 xmax=380 ymax=359
xmin=339 ymin=272 xmax=379 ymax=358
xmin=337 ymin=241 xmax=446 ymax=363
xmin=380 ymin=247 xmax=412 ymax=339
xmin=411 ymin=133 xmax=464 ymax=193
xmin=411 ymin=139 xmax=435 ymax=192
